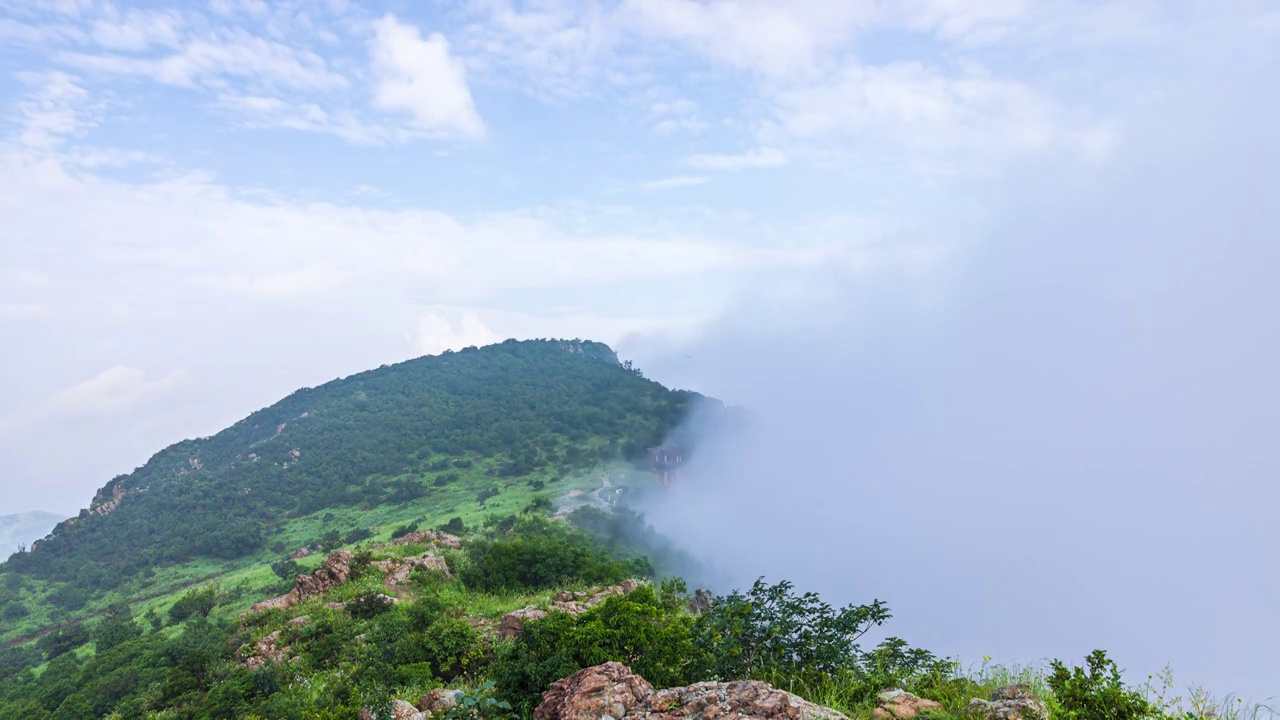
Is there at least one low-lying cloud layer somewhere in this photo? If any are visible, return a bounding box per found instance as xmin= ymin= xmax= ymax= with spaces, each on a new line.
xmin=625 ymin=60 xmax=1280 ymax=699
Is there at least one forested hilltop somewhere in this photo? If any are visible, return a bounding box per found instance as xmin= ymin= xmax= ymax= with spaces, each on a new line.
xmin=1 ymin=340 xmax=704 ymax=623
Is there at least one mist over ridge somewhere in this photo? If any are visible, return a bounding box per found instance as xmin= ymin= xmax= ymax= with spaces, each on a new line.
xmin=620 ymin=62 xmax=1280 ymax=699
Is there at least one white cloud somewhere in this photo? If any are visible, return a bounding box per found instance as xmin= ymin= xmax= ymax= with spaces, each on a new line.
xmin=642 ymin=175 xmax=709 ymax=190
xmin=370 ymin=14 xmax=485 ymax=140
xmin=47 ymin=365 xmax=187 ymax=416
xmin=410 ymin=311 xmax=501 ymax=356
xmin=10 ymin=71 xmax=98 ymax=149
xmin=686 ymin=146 xmax=787 ymax=170
xmin=89 ymin=8 xmax=184 ymax=51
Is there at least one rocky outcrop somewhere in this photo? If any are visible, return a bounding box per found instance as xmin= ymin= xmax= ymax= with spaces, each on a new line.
xmin=499 ymin=580 xmax=640 ymax=640
xmin=393 ymin=530 xmax=462 ymax=549
xmin=289 ymin=546 xmax=311 ymax=560
xmin=249 ymin=550 xmax=354 ymax=613
xmin=872 ymin=689 xmax=943 ymax=719
xmin=966 ymin=684 xmax=1049 ymax=720
xmin=243 ymin=630 xmax=288 ymax=670
xmin=687 ymin=589 xmax=713 ymax=614
xmin=90 ymin=484 xmax=127 ymax=516
xmin=535 ymin=662 xmax=849 ymax=720
xmin=374 ymin=554 xmax=452 ymax=592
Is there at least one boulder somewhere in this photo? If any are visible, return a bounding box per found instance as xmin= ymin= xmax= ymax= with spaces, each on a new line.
xmin=418 ymin=688 xmax=463 ymax=715
xmin=499 ymin=607 xmax=548 ymax=640
xmin=871 ymin=689 xmax=944 ymax=719
xmin=289 ymin=547 xmax=311 ymax=560
xmin=535 ymin=662 xmax=849 ymax=720
xmin=966 ymin=685 xmax=1048 ymax=720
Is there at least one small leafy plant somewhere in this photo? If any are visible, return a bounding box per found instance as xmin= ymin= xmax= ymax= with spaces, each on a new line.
xmin=1048 ymin=649 xmax=1153 ymax=720
xmin=441 ymin=681 xmax=516 ymax=720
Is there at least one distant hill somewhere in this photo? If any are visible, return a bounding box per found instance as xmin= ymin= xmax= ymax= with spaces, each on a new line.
xmin=2 ymin=339 xmax=709 ymax=602
xmin=0 ymin=512 xmax=65 ymax=558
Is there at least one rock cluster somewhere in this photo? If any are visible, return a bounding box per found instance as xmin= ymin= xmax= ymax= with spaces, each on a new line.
xmin=243 ymin=630 xmax=288 ymax=670
xmin=966 ymin=684 xmax=1049 ymax=720
xmin=249 ymin=550 xmax=354 ymax=612
xmin=498 ymin=580 xmax=640 ymax=640
xmin=393 ymin=530 xmax=463 ymax=549
xmin=374 ymin=554 xmax=452 ymax=591
xmin=534 ymin=662 xmax=849 ymax=720
xmin=871 ymin=689 xmax=943 ymax=719
xmin=357 ymin=699 xmax=426 ymax=720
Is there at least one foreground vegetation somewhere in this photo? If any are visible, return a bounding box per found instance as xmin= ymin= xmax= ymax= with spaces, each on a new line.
xmin=0 ymin=508 xmax=1271 ymax=720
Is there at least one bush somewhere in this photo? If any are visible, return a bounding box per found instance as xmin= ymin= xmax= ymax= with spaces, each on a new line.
xmin=343 ymin=528 xmax=374 ymax=545
xmin=348 ymin=592 xmax=397 ymax=620
xmin=439 ymin=517 xmax=466 ymax=534
xmin=270 ymin=559 xmax=302 ymax=582
xmin=391 ymin=523 xmax=419 ymax=540
xmin=169 ymin=584 xmax=221 ymax=623
xmin=494 ymin=586 xmax=700 ymax=712
xmin=38 ymin=623 xmax=90 ymax=658
xmin=2 ymin=601 xmax=29 ymax=620
xmin=459 ymin=519 xmax=630 ymax=593
xmin=435 ymin=473 xmax=460 ymax=487
xmin=1048 ymin=649 xmax=1152 ymax=720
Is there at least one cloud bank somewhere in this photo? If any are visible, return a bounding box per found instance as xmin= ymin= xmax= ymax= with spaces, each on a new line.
xmin=624 ymin=56 xmax=1280 ymax=700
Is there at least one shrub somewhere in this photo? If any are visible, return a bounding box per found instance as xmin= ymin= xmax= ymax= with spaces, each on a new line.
xmin=439 ymin=517 xmax=466 ymax=534
xmin=348 ymin=592 xmax=397 ymax=620
xmin=38 ymin=623 xmax=90 ymax=658
xmin=270 ymin=559 xmax=302 ymax=582
xmin=1048 ymin=649 xmax=1152 ymax=720
xmin=1 ymin=601 xmax=28 ymax=620
xmin=435 ymin=473 xmax=460 ymax=487
xmin=494 ymin=586 xmax=701 ymax=712
xmin=343 ymin=528 xmax=374 ymax=544
xmin=475 ymin=487 xmax=500 ymax=505
xmin=440 ymin=681 xmax=515 ymax=720
xmin=169 ymin=584 xmax=222 ymax=623
xmin=391 ymin=523 xmax=419 ymax=540
xmin=459 ymin=519 xmax=629 ymax=593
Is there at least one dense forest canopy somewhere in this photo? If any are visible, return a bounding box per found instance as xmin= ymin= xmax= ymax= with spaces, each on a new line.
xmin=2 ymin=340 xmax=706 ymax=594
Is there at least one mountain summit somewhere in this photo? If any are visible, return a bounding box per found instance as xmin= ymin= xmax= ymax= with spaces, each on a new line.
xmin=2 ymin=339 xmax=703 ymax=604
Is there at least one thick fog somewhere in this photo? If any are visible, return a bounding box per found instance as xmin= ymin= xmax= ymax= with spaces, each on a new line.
xmin=622 ymin=64 xmax=1280 ymax=697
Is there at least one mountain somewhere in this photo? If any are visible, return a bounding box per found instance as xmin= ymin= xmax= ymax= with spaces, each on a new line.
xmin=1 ymin=339 xmax=708 ymax=628
xmin=0 ymin=512 xmax=65 ymax=557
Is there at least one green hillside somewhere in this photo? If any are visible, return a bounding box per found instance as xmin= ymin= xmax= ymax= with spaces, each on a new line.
xmin=0 ymin=339 xmax=706 ymax=643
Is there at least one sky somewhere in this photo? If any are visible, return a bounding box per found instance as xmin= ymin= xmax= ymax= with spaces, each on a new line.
xmin=1 ymin=0 xmax=1278 ymax=695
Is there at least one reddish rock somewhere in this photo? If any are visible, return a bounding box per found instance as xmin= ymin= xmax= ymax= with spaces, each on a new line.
xmin=501 ymin=581 xmax=644 ymax=639
xmin=382 ymin=554 xmax=452 ymax=591
xmin=289 ymin=547 xmax=311 ymax=560
xmin=535 ymin=663 xmax=848 ymax=720
xmin=249 ymin=550 xmax=354 ymax=612
xmin=244 ymin=630 xmax=287 ymax=670
xmin=418 ymin=688 xmax=462 ymax=715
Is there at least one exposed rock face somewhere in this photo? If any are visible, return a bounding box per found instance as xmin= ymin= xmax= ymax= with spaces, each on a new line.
xmin=687 ymin=589 xmax=713 ymax=614
xmin=535 ymin=663 xmax=849 ymax=720
xmin=393 ymin=530 xmax=462 ymax=549
xmin=871 ymin=689 xmax=944 ymax=719
xmin=374 ymin=554 xmax=452 ymax=591
xmin=418 ymin=688 xmax=462 ymax=715
xmin=249 ymin=550 xmax=354 ymax=612
xmin=500 ymin=580 xmax=641 ymax=639
xmin=90 ymin=484 xmax=127 ymax=516
xmin=966 ymin=684 xmax=1049 ymax=720
xmin=289 ymin=547 xmax=311 ymax=560
xmin=244 ymin=630 xmax=287 ymax=670
xmin=498 ymin=607 xmax=549 ymax=640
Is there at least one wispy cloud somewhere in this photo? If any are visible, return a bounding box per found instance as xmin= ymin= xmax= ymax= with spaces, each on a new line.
xmin=642 ymin=175 xmax=709 ymax=191
xmin=686 ymin=147 xmax=787 ymax=170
